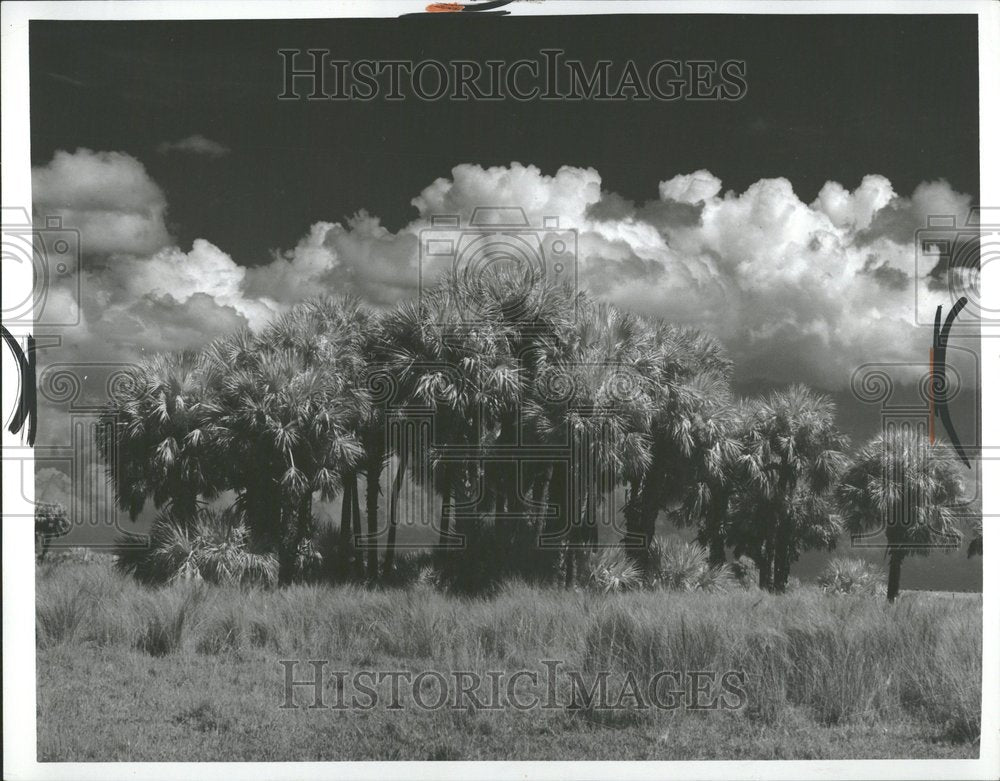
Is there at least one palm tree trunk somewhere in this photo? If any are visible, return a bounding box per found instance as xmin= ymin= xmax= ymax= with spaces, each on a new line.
xmin=887 ymin=549 xmax=905 ymax=602
xmin=437 ymin=466 xmax=453 ymax=549
xmin=564 ymin=486 xmax=589 ymax=588
xmin=704 ymin=496 xmax=728 ymax=566
xmin=542 ymin=461 xmax=567 ymax=582
xmin=773 ymin=519 xmax=790 ymax=592
xmin=351 ymin=475 xmax=364 ymax=580
xmin=623 ymin=478 xmax=643 ymax=547
xmin=365 ymin=459 xmax=381 ymax=580
xmin=708 ymin=534 xmax=726 ymax=567
xmin=773 ymin=544 xmax=790 ymax=592
xmin=383 ymin=450 xmax=408 ymax=575
xmin=756 ymin=546 xmax=773 ymax=590
xmin=631 ymin=474 xmax=661 ymax=574
xmin=564 ymin=546 xmax=575 ymax=588
xmin=529 ymin=466 xmax=550 ymax=533
xmin=171 ymin=490 xmax=200 ymax=526
xmin=277 ymin=497 xmax=300 ymax=586
xmin=244 ymin=477 xmax=279 ymax=553
xmin=297 ymin=491 xmax=314 ymax=541
xmin=339 ymin=474 xmax=354 ymax=576
xmin=522 ymin=466 xmax=550 ymax=574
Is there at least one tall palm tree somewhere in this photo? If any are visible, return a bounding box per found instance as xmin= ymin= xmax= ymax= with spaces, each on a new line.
xmin=526 ymin=299 xmax=655 ymax=584
xmin=376 ymin=280 xmax=516 ymax=576
xmin=838 ymin=428 xmax=965 ymax=601
xmin=304 ymin=297 xmax=383 ymax=580
xmin=673 ymin=383 xmax=743 ymax=566
xmin=202 ymin=298 xmax=369 ymax=582
xmin=99 ymin=350 xmax=216 ymax=522
xmin=621 ymin=322 xmax=734 ymax=571
xmin=729 ymin=385 xmax=848 ymax=591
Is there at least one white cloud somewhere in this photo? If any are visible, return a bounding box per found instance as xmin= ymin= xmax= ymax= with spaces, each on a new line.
xmin=245 ymin=213 xmax=419 ymax=307
xmin=156 ymin=134 xmax=231 ymax=157
xmin=658 ymin=169 xmax=723 ymax=204
xmin=412 ymin=162 xmax=603 ymax=225
xmin=32 ymin=149 xmax=171 ymax=256
xmin=812 ymin=174 xmax=895 ymax=230
xmin=408 ymin=163 xmax=967 ymax=388
xmin=31 ymin=150 xmax=972 ymax=395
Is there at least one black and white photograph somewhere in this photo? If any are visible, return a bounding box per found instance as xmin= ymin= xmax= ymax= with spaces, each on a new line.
xmin=2 ymin=1 xmax=998 ymax=778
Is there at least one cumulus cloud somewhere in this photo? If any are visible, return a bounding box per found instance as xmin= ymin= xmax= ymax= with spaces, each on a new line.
xmin=156 ymin=134 xmax=231 ymax=157
xmin=812 ymin=174 xmax=895 ymax=230
xmin=245 ymin=213 xmax=419 ymax=307
xmin=408 ymin=163 xmax=967 ymax=388
xmin=32 ymin=148 xmax=171 ymax=256
xmin=860 ymin=179 xmax=973 ymax=246
xmin=31 ymin=151 xmax=972 ymax=400
xmin=658 ymin=169 xmax=723 ymax=204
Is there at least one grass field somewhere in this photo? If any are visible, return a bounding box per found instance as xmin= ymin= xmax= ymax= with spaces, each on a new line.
xmin=36 ymin=556 xmax=982 ymax=761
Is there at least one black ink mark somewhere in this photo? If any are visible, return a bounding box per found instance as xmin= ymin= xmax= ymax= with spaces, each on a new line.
xmin=1 ymin=325 xmax=37 ymax=446
xmin=932 ymin=297 xmax=969 ymax=467
xmin=403 ymin=0 xmax=515 ymax=17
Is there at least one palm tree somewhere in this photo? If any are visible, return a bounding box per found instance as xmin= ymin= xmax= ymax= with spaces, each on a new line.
xmin=729 ymin=385 xmax=848 ymax=591
xmin=304 ymin=298 xmax=383 ymax=580
xmin=202 ymin=298 xmax=369 ymax=582
xmin=673 ymin=384 xmax=743 ymax=566
xmin=99 ymin=350 xmax=216 ymax=522
xmin=526 ymin=299 xmax=654 ymax=584
xmin=621 ymin=322 xmax=733 ymax=571
xmin=376 ymin=280 xmax=516 ymax=577
xmin=838 ymin=428 xmax=965 ymax=601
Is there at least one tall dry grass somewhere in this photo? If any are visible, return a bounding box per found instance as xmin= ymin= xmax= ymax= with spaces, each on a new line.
xmin=36 ymin=558 xmax=982 ymax=743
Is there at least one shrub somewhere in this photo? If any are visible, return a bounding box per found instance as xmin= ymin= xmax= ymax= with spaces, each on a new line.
xmin=650 ymin=537 xmax=734 ymax=592
xmin=35 ymin=502 xmax=71 ymax=562
xmin=817 ymin=557 xmax=887 ymax=597
xmin=382 ymin=549 xmax=435 ymax=587
xmin=583 ymin=547 xmax=642 ymax=593
xmin=114 ymin=507 xmax=277 ymax=587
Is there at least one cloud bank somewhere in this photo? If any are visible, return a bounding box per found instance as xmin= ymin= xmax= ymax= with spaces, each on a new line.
xmin=31 ymin=150 xmax=970 ymax=418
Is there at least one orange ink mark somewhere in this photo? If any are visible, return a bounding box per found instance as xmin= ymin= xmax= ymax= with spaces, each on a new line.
xmin=426 ymin=2 xmax=464 ymax=11
xmin=928 ymin=346 xmax=935 ymax=443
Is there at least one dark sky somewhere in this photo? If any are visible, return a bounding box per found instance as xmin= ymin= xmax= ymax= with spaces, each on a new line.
xmin=30 ymin=14 xmax=979 ymax=266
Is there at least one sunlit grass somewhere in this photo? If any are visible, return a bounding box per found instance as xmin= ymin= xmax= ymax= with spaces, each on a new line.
xmin=36 ymin=557 xmax=981 ymax=760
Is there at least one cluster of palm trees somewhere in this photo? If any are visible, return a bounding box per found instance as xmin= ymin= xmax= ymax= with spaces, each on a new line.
xmin=100 ymin=269 xmax=967 ymax=599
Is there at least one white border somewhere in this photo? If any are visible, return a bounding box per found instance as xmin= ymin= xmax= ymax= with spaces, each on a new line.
xmin=2 ymin=2 xmax=997 ymax=780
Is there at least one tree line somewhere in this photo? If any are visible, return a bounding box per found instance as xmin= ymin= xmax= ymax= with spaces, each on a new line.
xmin=99 ymin=270 xmax=968 ymax=600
